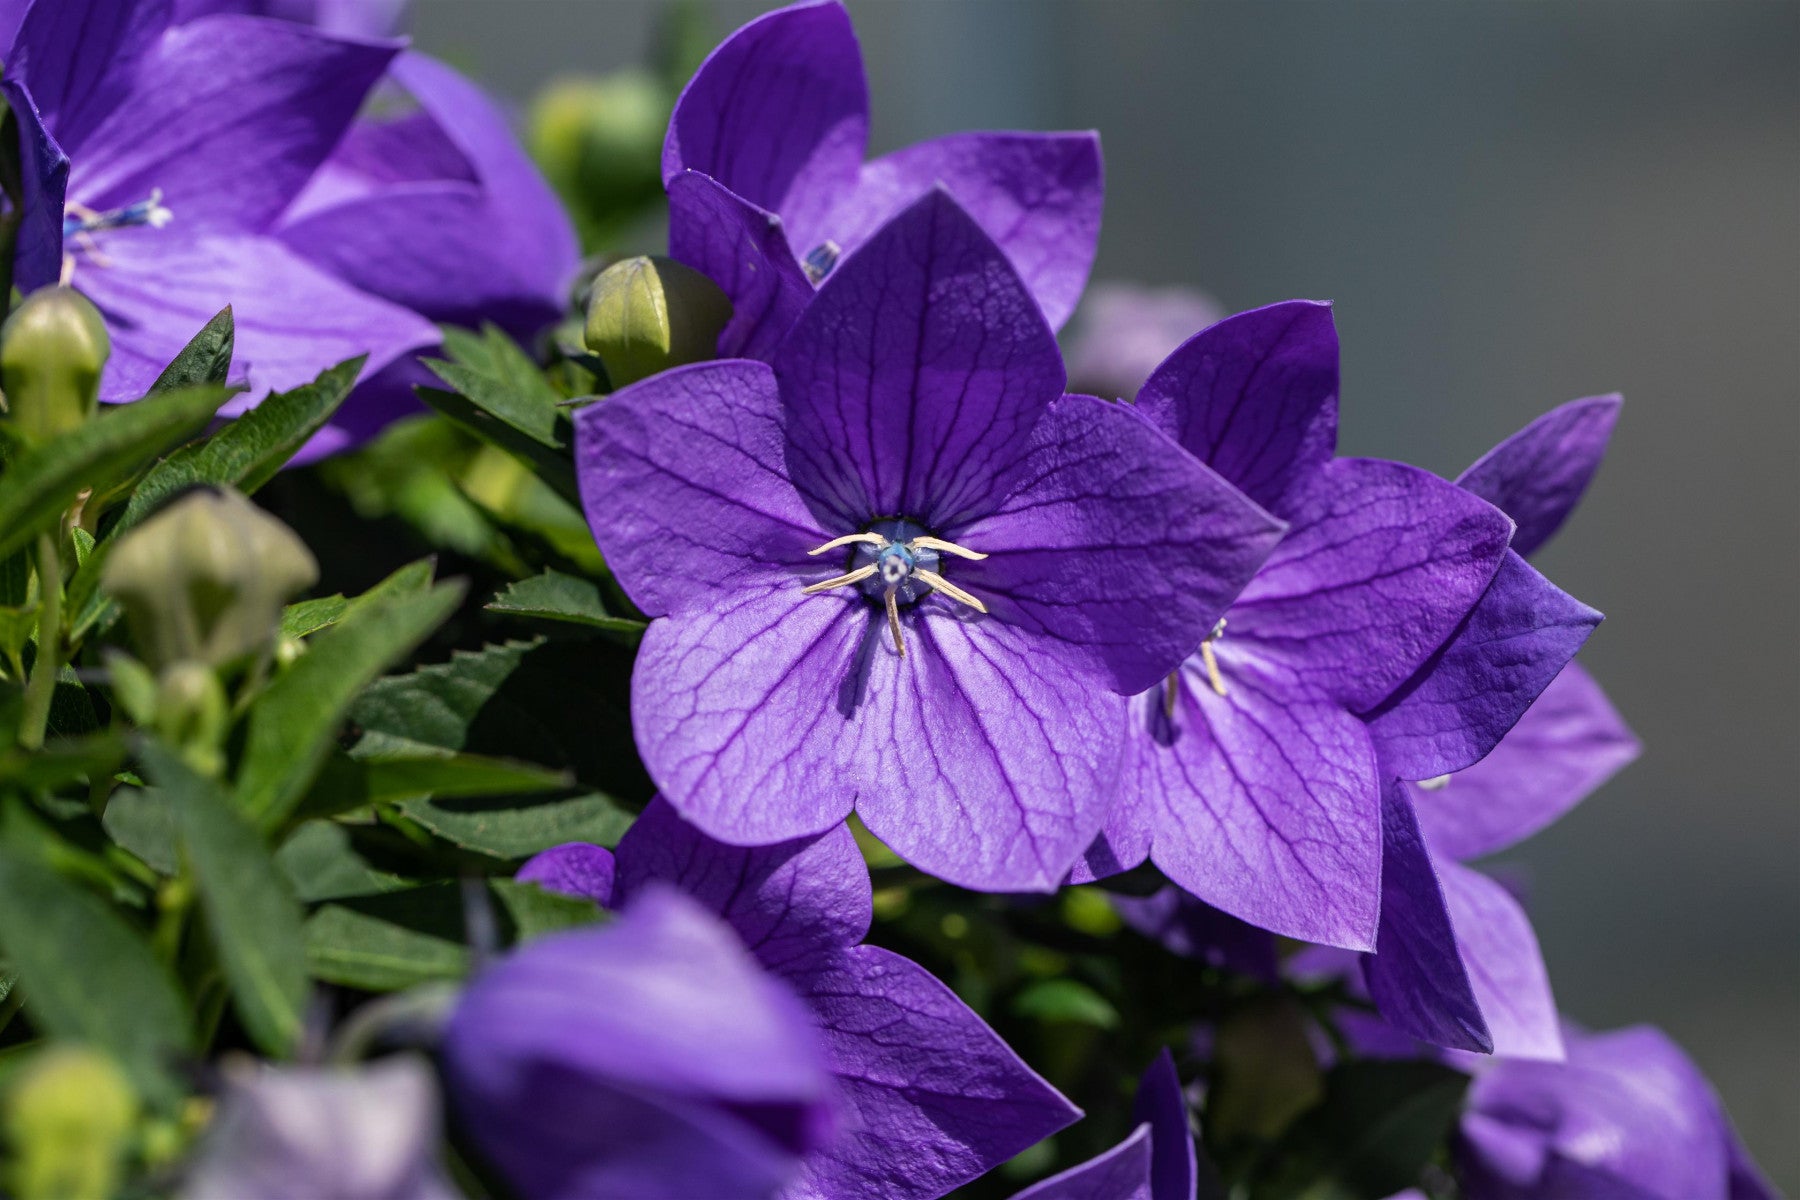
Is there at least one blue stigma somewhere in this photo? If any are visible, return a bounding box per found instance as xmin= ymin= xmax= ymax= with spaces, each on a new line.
xmin=63 ymin=192 xmax=173 ymax=239
xmin=851 ymin=518 xmax=939 ymax=604
xmin=801 ymin=240 xmax=841 ymax=285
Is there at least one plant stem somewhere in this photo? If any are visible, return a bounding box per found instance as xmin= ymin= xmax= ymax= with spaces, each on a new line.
xmin=18 ymin=530 xmax=63 ymax=750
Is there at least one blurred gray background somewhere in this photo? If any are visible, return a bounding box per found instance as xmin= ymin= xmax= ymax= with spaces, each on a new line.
xmin=411 ymin=0 xmax=1800 ymax=1186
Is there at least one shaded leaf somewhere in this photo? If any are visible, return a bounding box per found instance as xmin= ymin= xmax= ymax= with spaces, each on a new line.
xmin=290 ymin=745 xmax=572 ymax=825
xmin=274 ymin=821 xmax=413 ymax=904
xmin=400 ymin=791 xmax=636 ymax=859
xmin=0 ymin=831 xmax=192 ymax=1106
xmin=0 ymin=730 xmax=126 ymax=791
xmin=424 ymin=324 xmax=564 ymax=448
xmin=1011 ymin=978 xmax=1120 ymax=1030
xmin=101 ymin=787 xmax=177 ymax=876
xmin=415 ymin=386 xmax=580 ymax=508
xmin=150 ymin=307 xmax=235 ymax=393
xmin=279 ymin=594 xmax=348 ymax=640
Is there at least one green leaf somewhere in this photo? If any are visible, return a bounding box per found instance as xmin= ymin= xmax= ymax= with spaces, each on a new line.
xmin=486 ymin=569 xmax=645 ymax=638
xmin=100 ymin=788 xmax=177 ymax=876
xmin=0 ymin=731 xmax=126 ymax=791
xmin=349 ymin=638 xmax=651 ymax=804
xmin=0 ymin=601 xmax=36 ymax=661
xmin=141 ymin=743 xmax=310 ymax=1057
xmin=415 ymin=386 xmax=580 ymax=508
xmin=116 ymin=356 xmax=365 ymax=536
xmin=302 ymin=878 xmax=602 ymax=992
xmin=290 ymin=744 xmax=572 ymax=825
xmin=0 ymin=385 xmax=229 ymax=561
xmin=235 ymin=581 xmax=464 ymax=830
xmin=400 ymin=791 xmax=635 ymax=859
xmin=1010 ymin=978 xmax=1120 ymax=1030
xmin=150 ymin=307 xmax=235 ymax=393
xmin=0 ymin=831 xmax=192 ymax=1106
xmin=274 ymin=821 xmax=413 ymax=904
xmin=1251 ymin=1061 xmax=1470 ymax=1200
xmin=279 ymin=594 xmax=348 ymax=640
xmin=424 ymin=324 xmax=564 ymax=449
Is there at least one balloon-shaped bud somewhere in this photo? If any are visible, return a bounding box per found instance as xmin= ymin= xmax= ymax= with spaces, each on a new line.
xmin=101 ymin=487 xmax=318 ymax=673
xmin=0 ymin=288 xmax=110 ymax=445
xmin=4 ymin=1046 xmax=138 ymax=1200
xmin=583 ymin=255 xmax=731 ymax=389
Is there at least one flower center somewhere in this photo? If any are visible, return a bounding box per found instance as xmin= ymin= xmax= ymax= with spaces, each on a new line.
xmin=60 ymin=190 xmax=173 ymax=283
xmin=800 ymin=518 xmax=988 ymax=657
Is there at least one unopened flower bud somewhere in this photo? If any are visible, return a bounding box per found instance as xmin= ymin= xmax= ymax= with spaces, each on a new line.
xmin=529 ymin=72 xmax=668 ymax=225
xmin=102 ymin=487 xmax=318 ymax=673
xmin=4 ymin=1045 xmax=138 ymax=1200
xmin=0 ymin=287 xmax=110 ymax=445
xmin=584 ymin=255 xmax=731 ymax=388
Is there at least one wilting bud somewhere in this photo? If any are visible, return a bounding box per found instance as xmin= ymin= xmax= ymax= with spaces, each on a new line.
xmin=102 ymin=487 xmax=318 ymax=673
xmin=0 ymin=287 xmax=110 ymax=445
xmin=584 ymin=255 xmax=731 ymax=388
xmin=4 ymin=1045 xmax=139 ymax=1200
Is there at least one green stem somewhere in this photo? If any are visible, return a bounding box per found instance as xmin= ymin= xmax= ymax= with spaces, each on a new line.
xmin=18 ymin=530 xmax=63 ymax=750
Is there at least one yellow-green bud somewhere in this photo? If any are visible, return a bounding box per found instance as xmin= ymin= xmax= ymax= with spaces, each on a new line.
xmin=4 ymin=1045 xmax=139 ymax=1200
xmin=584 ymin=255 xmax=731 ymax=388
xmin=0 ymin=287 xmax=110 ymax=445
xmin=101 ymin=487 xmax=318 ymax=673
xmin=529 ymin=72 xmax=668 ymax=218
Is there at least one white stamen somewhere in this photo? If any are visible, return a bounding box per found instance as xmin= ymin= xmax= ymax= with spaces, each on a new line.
xmin=807 ymin=532 xmax=888 ymax=556
xmin=913 ymin=567 xmax=987 ymax=613
xmin=907 ymin=536 xmax=988 ymax=561
xmin=885 ymin=586 xmax=906 ymax=657
xmin=801 ymin=563 xmax=878 ymax=594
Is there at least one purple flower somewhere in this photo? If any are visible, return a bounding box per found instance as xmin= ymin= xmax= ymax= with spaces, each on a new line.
xmin=1456 ymin=1024 xmax=1776 ymax=1200
xmin=1079 ymin=300 xmax=1550 ymax=953
xmin=1012 ymin=1051 xmax=1197 ymax=1200
xmin=442 ymin=885 xmax=838 ymax=1200
xmin=663 ymin=0 xmax=1102 ymax=360
xmin=574 ymin=190 xmax=1282 ymax=891
xmin=520 ymin=798 xmax=1081 ymax=1200
xmin=1355 ymin=399 xmax=1638 ymax=1057
xmin=1064 ymin=283 xmax=1225 ymax=402
xmin=6 ymin=0 xmax=575 ymax=456
xmin=182 ymin=1056 xmax=455 ymax=1200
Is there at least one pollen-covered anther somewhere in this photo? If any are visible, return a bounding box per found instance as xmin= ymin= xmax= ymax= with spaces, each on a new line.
xmin=800 ymin=526 xmax=990 ymax=656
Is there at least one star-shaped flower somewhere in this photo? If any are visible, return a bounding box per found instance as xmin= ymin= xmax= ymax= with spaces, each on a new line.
xmin=1010 ymin=1051 xmax=1197 ymax=1200
xmin=1080 ymin=300 xmax=1559 ymax=951
xmin=575 ymin=190 xmax=1282 ymax=891
xmin=663 ymin=0 xmax=1102 ymax=359
xmin=443 ymin=885 xmax=838 ymax=1200
xmin=520 ymin=796 xmax=1081 ymax=1200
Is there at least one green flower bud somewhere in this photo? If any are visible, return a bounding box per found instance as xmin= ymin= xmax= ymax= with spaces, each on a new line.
xmin=529 ymin=72 xmax=668 ymax=230
xmin=154 ymin=660 xmax=229 ymax=777
xmin=584 ymin=255 xmax=732 ymax=389
xmin=4 ymin=1045 xmax=139 ymax=1200
xmin=0 ymin=287 xmax=110 ymax=446
xmin=101 ymin=487 xmax=318 ymax=673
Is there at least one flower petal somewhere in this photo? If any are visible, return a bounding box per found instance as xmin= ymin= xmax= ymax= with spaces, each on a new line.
xmin=1437 ymin=860 xmax=1563 ymax=1061
xmin=953 ymin=393 xmax=1285 ymax=696
xmin=662 ymin=0 xmax=867 ymax=240
xmin=278 ymin=52 xmax=576 ymax=336
xmin=1135 ymin=1049 xmax=1197 ymax=1200
xmin=7 ymin=0 xmax=169 ymax=158
xmin=1135 ymin=299 xmax=1339 ymax=515
xmin=444 ymin=886 xmax=836 ymax=1200
xmin=774 ymin=188 xmax=1065 ymax=531
xmin=1 ymin=79 xmax=69 ymax=293
xmin=1229 ymin=457 xmax=1514 ymax=711
xmin=517 ymin=842 xmax=617 ymax=908
xmin=785 ymin=945 xmax=1081 ymax=1200
xmin=852 ymin=614 xmax=1126 ymax=893
xmin=574 ymin=360 xmax=832 ymax=619
xmin=1133 ymin=655 xmax=1383 ymax=950
xmin=1363 ymin=550 xmax=1602 ymax=779
xmin=819 ymin=131 xmax=1104 ymax=330
xmin=1457 ymin=394 xmax=1621 ymax=558
xmin=1360 ymin=782 xmax=1491 ymax=1054
xmin=667 ymin=170 xmax=815 ymax=362
xmin=1407 ymin=662 xmax=1639 ymax=861
xmin=1011 ymin=1125 xmax=1153 ymax=1200
xmin=631 ymin=585 xmax=866 ymax=846
xmin=613 ymin=797 xmax=871 ymax=974
xmin=72 ymin=231 xmax=436 ymax=405
xmin=68 ymin=14 xmax=397 ymax=234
